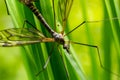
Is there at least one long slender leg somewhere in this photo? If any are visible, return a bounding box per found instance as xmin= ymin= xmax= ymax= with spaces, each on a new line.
xmin=36 ymin=44 xmax=55 ymax=76
xmin=22 ymin=20 xmax=38 ymax=30
xmin=70 ymin=41 xmax=120 ymax=77
xmin=19 ymin=20 xmax=39 ymax=35
xmin=4 ymin=0 xmax=9 ymax=15
xmin=64 ymin=18 xmax=119 ymax=36
xmin=57 ymin=46 xmax=70 ymax=80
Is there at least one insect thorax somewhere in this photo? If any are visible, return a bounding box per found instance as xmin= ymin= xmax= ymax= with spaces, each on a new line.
xmin=52 ymin=32 xmax=64 ymax=44
xmin=52 ymin=32 xmax=69 ymax=53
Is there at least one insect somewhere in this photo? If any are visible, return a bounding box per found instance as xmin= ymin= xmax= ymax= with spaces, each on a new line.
xmin=4 ymin=0 xmax=120 ymax=79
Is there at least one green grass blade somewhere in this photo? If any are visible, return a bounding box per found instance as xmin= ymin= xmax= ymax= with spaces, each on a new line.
xmin=3 ymin=0 xmax=120 ymax=80
xmin=6 ymin=0 xmax=86 ymax=80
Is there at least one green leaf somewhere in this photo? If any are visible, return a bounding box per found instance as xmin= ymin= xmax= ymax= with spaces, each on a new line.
xmin=3 ymin=0 xmax=120 ymax=80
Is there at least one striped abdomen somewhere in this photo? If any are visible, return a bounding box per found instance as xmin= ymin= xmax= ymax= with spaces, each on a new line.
xmin=26 ymin=3 xmax=55 ymax=35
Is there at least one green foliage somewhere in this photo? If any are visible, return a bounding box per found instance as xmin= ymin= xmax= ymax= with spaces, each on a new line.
xmin=1 ymin=0 xmax=120 ymax=80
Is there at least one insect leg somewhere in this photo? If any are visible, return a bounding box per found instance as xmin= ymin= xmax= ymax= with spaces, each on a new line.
xmin=70 ymin=41 xmax=120 ymax=77
xmin=57 ymin=46 xmax=70 ymax=80
xmin=4 ymin=0 xmax=9 ymax=15
xmin=64 ymin=18 xmax=120 ymax=36
xmin=22 ymin=20 xmax=38 ymax=30
xmin=35 ymin=44 xmax=55 ymax=76
xmin=64 ymin=21 xmax=86 ymax=36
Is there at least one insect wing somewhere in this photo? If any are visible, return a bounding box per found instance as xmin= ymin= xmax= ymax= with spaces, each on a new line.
xmin=58 ymin=0 xmax=73 ymax=34
xmin=0 ymin=28 xmax=46 ymax=46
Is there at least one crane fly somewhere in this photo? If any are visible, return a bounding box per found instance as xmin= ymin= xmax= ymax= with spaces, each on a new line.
xmin=4 ymin=0 xmax=120 ymax=79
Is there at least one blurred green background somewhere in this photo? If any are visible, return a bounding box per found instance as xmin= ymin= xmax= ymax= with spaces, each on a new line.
xmin=0 ymin=0 xmax=120 ymax=80
xmin=0 ymin=0 xmax=28 ymax=80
